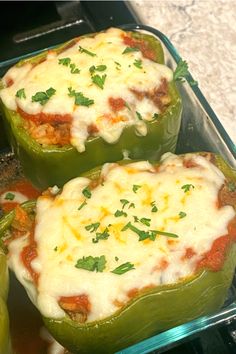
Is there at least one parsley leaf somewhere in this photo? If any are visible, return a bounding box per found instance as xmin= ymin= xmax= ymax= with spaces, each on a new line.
xmin=85 ymin=222 xmax=100 ymax=233
xmin=133 ymin=184 xmax=141 ymax=193
xmin=128 ymin=202 xmax=135 ymax=209
xmin=91 ymin=74 xmax=107 ymax=89
xmin=75 ymin=255 xmax=106 ymax=272
xmin=133 ymin=59 xmax=143 ymax=69
xmin=82 ymin=186 xmax=92 ymax=199
xmin=122 ymin=47 xmax=139 ymax=54
xmin=115 ymin=210 xmax=127 ymax=217
xmin=4 ymin=192 xmax=15 ymax=201
xmin=111 ymin=262 xmax=135 ymax=274
xmin=32 ymin=87 xmax=56 ymax=105
xmin=89 ymin=65 xmax=107 ymax=75
xmin=140 ymin=217 xmax=151 ymax=227
xmin=58 ymin=57 xmax=71 ymax=66
xmin=16 ymin=88 xmax=26 ymax=99
xmin=179 ymin=211 xmax=187 ymax=218
xmin=122 ymin=222 xmax=178 ymax=240
xmin=70 ymin=63 xmax=80 ymax=74
xmin=136 ymin=111 xmax=143 ymax=120
xmin=120 ymin=199 xmax=130 ymax=209
xmin=152 ymin=113 xmax=159 ymax=120
xmin=173 ymin=59 xmax=189 ymax=82
xmin=151 ymin=201 xmax=158 ymax=213
xmin=78 ymin=200 xmax=87 ymax=210
xmin=92 ymin=228 xmax=110 ymax=243
xmin=79 ymin=46 xmax=96 ymax=57
xmin=68 ymin=87 xmax=94 ymax=107
xmin=181 ymin=184 xmax=195 ymax=193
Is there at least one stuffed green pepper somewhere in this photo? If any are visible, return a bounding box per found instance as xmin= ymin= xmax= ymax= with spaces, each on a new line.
xmin=0 ymin=152 xmax=236 ymax=353
xmin=0 ymin=250 xmax=10 ymax=354
xmin=0 ymin=28 xmax=182 ymax=189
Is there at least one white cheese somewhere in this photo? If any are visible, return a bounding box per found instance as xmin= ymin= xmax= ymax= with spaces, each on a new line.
xmin=0 ymin=28 xmax=173 ymax=152
xmin=8 ymin=153 xmax=235 ymax=322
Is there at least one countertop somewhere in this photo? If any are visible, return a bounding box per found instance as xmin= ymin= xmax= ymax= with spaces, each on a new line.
xmin=130 ymin=0 xmax=236 ymax=146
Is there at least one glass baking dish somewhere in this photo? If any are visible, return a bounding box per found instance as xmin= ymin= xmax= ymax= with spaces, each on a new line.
xmin=0 ymin=24 xmax=235 ymax=354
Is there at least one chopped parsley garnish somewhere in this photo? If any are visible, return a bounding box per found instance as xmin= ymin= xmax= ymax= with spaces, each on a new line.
xmin=125 ymin=102 xmax=131 ymax=110
xmin=136 ymin=111 xmax=143 ymax=120
xmin=179 ymin=211 xmax=187 ymax=219
xmin=173 ymin=59 xmax=189 ymax=82
xmin=128 ymin=202 xmax=135 ymax=209
xmin=133 ymin=59 xmax=143 ymax=69
xmin=70 ymin=63 xmax=80 ymax=74
xmin=4 ymin=192 xmax=15 ymax=201
xmin=122 ymin=222 xmax=178 ymax=241
xmin=54 ymin=246 xmax=58 ymax=252
xmin=79 ymin=46 xmax=96 ymax=57
xmin=85 ymin=222 xmax=100 ymax=233
xmin=78 ymin=200 xmax=87 ymax=210
xmin=228 ymin=181 xmax=236 ymax=192
xmin=181 ymin=184 xmax=195 ymax=193
xmin=82 ymin=186 xmax=92 ymax=199
xmin=114 ymin=61 xmax=121 ymax=66
xmin=16 ymin=88 xmax=26 ymax=99
xmin=32 ymin=87 xmax=56 ymax=105
xmin=89 ymin=65 xmax=107 ymax=74
xmin=152 ymin=113 xmax=159 ymax=120
xmin=75 ymin=255 xmax=106 ymax=272
xmin=58 ymin=57 xmax=71 ymax=66
xmin=140 ymin=217 xmax=151 ymax=227
xmin=132 ymin=216 xmax=151 ymax=227
xmin=133 ymin=184 xmax=141 ymax=193
xmin=190 ymin=80 xmax=198 ymax=86
xmin=59 ymin=58 xmax=80 ymax=73
xmin=111 ymin=262 xmax=135 ymax=274
xmin=115 ymin=210 xmax=127 ymax=217
xmin=92 ymin=228 xmax=110 ymax=243
xmin=120 ymin=199 xmax=130 ymax=209
xmin=91 ymin=74 xmax=107 ymax=89
xmin=151 ymin=201 xmax=158 ymax=213
xmin=122 ymin=47 xmax=139 ymax=54
xmin=68 ymin=87 xmax=94 ymax=106
xmin=115 ymin=256 xmax=119 ymax=261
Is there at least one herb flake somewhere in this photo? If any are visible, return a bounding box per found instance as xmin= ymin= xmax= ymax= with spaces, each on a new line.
xmin=173 ymin=59 xmax=189 ymax=82
xmin=16 ymin=88 xmax=26 ymax=99
xmin=68 ymin=87 xmax=94 ymax=107
xmin=91 ymin=74 xmax=107 ymax=89
xmin=75 ymin=255 xmax=106 ymax=272
xmin=32 ymin=87 xmax=56 ymax=105
xmin=82 ymin=186 xmax=92 ymax=199
xmin=4 ymin=192 xmax=15 ymax=201
xmin=111 ymin=262 xmax=135 ymax=274
xmin=133 ymin=59 xmax=143 ymax=69
xmin=79 ymin=46 xmax=96 ymax=57
xmin=133 ymin=184 xmax=141 ymax=193
xmin=181 ymin=184 xmax=195 ymax=193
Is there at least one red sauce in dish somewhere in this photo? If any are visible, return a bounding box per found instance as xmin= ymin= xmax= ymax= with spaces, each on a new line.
xmin=197 ymin=216 xmax=236 ymax=272
xmin=59 ymin=295 xmax=91 ymax=316
xmin=123 ymin=35 xmax=156 ymax=61
xmin=108 ymin=97 xmax=126 ymax=112
xmin=21 ymin=227 xmax=39 ymax=284
xmin=0 ymin=179 xmax=40 ymax=212
xmin=17 ymin=106 xmax=72 ymax=124
xmin=6 ymin=77 xmax=14 ymax=87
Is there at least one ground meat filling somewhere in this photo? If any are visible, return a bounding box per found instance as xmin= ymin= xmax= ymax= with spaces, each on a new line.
xmin=23 ymin=119 xmax=71 ymax=146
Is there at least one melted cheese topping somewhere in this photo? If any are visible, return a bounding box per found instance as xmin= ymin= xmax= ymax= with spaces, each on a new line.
xmin=8 ymin=153 xmax=235 ymax=322
xmin=0 ymin=28 xmax=173 ymax=152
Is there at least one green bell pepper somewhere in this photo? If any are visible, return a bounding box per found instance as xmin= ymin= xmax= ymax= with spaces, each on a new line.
xmin=0 ymin=251 xmax=11 ymax=354
xmin=0 ymin=30 xmax=182 ymax=190
xmin=0 ymin=153 xmax=235 ymax=354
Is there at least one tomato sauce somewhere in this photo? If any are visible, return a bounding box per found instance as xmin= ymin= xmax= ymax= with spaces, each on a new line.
xmin=123 ymin=35 xmax=156 ymax=61
xmin=0 ymin=178 xmax=40 ymax=213
xmin=108 ymin=97 xmax=126 ymax=112
xmin=17 ymin=106 xmax=72 ymax=125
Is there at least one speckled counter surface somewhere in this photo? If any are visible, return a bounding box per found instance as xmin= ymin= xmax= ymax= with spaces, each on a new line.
xmin=130 ymin=0 xmax=236 ymax=145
